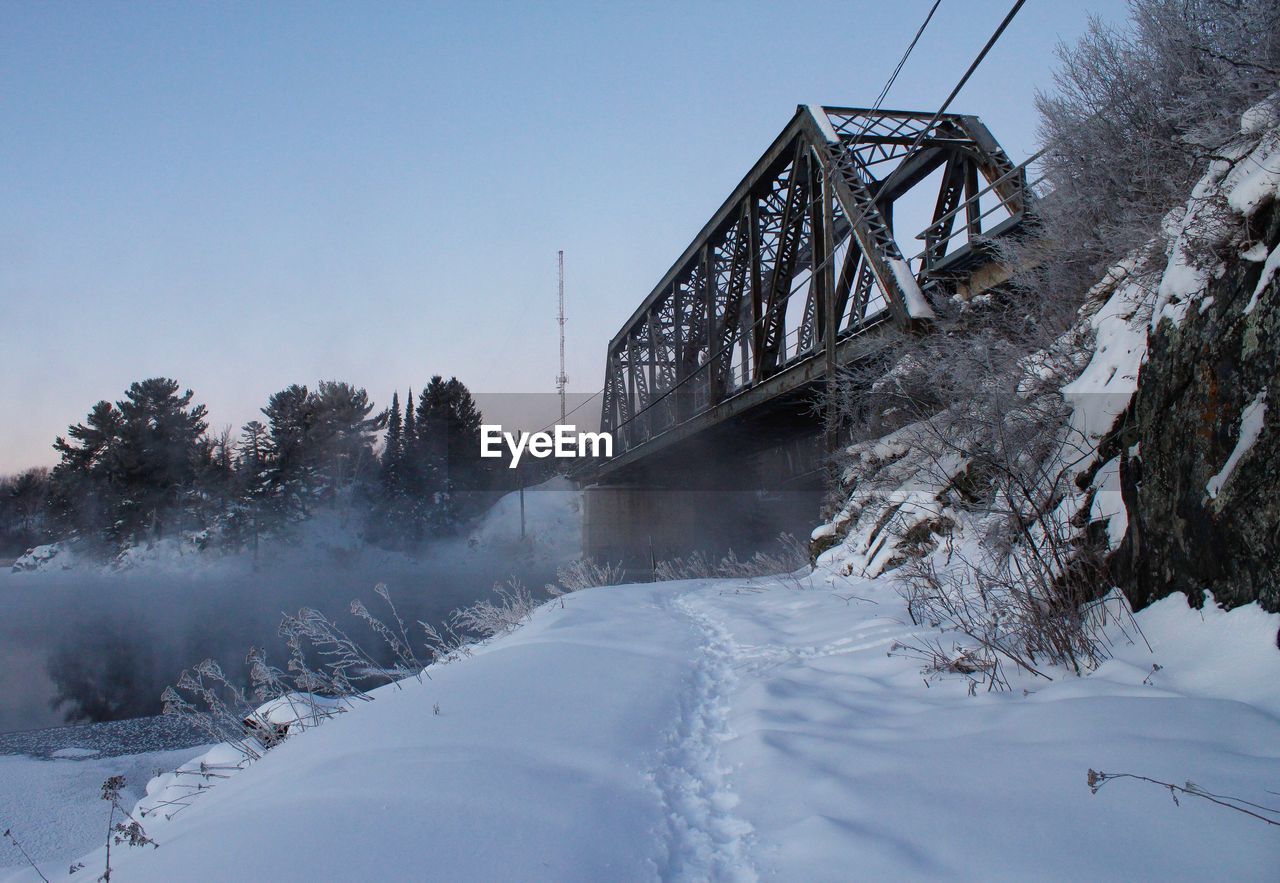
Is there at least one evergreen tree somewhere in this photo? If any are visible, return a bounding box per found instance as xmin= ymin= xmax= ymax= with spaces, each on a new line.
xmin=440 ymin=376 xmax=486 ymax=505
xmin=236 ymin=420 xmax=273 ymax=478
xmin=48 ymin=380 xmax=207 ymax=545
xmin=415 ymin=376 xmax=451 ymax=506
xmin=112 ymin=378 xmax=208 ymax=538
xmin=232 ymin=419 xmax=276 ymax=554
xmin=402 ymin=389 xmax=417 ymax=452
xmin=413 ymin=375 xmax=487 ymax=529
xmin=261 ymin=384 xmax=315 ymax=517
xmin=258 ymin=381 xmax=385 ymax=519
xmin=382 ymin=390 xmax=403 ymax=494
xmin=192 ymin=426 xmax=236 ymax=529
xmin=49 ymin=400 xmax=124 ymax=541
xmin=309 ymin=380 xmax=384 ymax=498
xmin=401 ymin=388 xmax=419 ymax=495
xmin=0 ymin=468 xmax=51 ymax=556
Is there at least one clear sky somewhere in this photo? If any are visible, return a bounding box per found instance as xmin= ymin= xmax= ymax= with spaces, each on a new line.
xmin=0 ymin=0 xmax=1128 ymax=473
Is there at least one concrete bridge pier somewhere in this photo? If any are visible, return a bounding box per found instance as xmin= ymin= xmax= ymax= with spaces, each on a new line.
xmin=581 ymin=483 xmax=822 ymax=579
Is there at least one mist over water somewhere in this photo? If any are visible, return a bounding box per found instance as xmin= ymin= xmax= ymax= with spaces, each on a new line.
xmin=0 ymin=542 xmax=561 ymax=734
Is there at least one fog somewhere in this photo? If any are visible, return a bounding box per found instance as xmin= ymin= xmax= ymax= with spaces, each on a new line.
xmin=0 ymin=544 xmax=561 ymax=734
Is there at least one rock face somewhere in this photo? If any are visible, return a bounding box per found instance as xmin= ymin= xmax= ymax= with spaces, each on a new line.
xmin=1119 ymin=198 xmax=1280 ymax=612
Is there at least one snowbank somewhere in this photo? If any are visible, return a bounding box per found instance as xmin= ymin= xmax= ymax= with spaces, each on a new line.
xmin=465 ymin=476 xmax=582 ymax=567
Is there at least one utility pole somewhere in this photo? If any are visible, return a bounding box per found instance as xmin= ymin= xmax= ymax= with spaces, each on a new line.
xmin=556 ymin=249 xmax=568 ymax=425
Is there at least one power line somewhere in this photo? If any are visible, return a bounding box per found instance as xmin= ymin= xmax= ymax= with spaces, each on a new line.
xmin=873 ymin=0 xmax=945 ymax=112
xmin=877 ymin=0 xmax=1028 ymax=198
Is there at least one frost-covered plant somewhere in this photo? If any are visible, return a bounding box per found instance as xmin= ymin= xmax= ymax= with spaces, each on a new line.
xmin=163 ymin=616 xmax=383 ymax=765
xmin=894 ymin=511 xmax=1148 ymax=691
xmin=2 ymin=827 xmax=49 ymax=882
xmin=243 ymin=646 xmax=345 ymax=742
xmin=1088 ymin=769 xmax=1280 ymax=827
xmin=653 ymin=550 xmax=718 ymax=581
xmin=451 ymin=578 xmax=540 ymax=639
xmin=244 ymin=645 xmax=288 ymax=705
xmin=350 ymin=582 xmax=424 ymax=682
xmin=549 ymin=557 xmax=626 ymax=595
xmin=418 ymin=615 xmax=473 ymax=665
xmin=277 ymin=613 xmax=367 ymax=704
xmin=1018 ymin=0 xmax=1280 ymax=311
xmin=161 ymin=661 xmax=267 ymax=763
xmin=655 ymin=533 xmax=810 ymax=582
xmin=99 ymin=775 xmax=157 ymax=882
xmin=724 ymin=534 xmax=810 ymax=579
xmin=280 ymin=607 xmax=397 ymax=695
xmin=158 ymin=577 xmax=549 ymax=823
xmin=822 ymin=280 xmax=1140 ymax=685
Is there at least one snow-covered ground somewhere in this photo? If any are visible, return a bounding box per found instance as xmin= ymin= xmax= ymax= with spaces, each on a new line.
xmin=5 ymin=567 xmax=1274 ymax=881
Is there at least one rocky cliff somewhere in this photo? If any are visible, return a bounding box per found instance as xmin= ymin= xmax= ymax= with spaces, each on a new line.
xmin=1119 ymin=188 xmax=1279 ymax=612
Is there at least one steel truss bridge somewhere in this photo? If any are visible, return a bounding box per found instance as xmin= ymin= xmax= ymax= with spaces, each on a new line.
xmin=592 ymin=104 xmax=1034 ymax=482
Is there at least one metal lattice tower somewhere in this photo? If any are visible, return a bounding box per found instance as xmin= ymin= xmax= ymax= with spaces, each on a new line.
xmin=556 ymin=250 xmax=568 ymax=424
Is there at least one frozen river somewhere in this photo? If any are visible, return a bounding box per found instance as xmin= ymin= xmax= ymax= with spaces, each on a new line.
xmin=0 ymin=548 xmax=560 ymax=735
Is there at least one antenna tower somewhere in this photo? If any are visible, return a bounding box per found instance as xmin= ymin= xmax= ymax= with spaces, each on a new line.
xmin=556 ymin=250 xmax=568 ymax=424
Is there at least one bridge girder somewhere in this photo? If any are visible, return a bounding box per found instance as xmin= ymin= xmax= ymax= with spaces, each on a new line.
xmin=597 ymin=105 xmax=1032 ymax=475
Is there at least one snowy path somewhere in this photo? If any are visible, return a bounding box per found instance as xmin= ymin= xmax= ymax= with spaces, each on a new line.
xmin=9 ymin=575 xmax=1279 ymax=881
xmin=651 ymin=596 xmax=755 ymax=882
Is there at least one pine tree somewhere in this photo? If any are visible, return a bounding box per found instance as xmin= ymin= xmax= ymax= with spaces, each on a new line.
xmin=258 ymin=381 xmax=385 ymax=517
xmin=413 ymin=375 xmax=487 ymax=529
xmin=401 ymin=388 xmax=419 ymax=494
xmin=236 ymin=420 xmax=273 ymax=477
xmin=113 ymin=378 xmax=208 ymax=538
xmin=49 ymin=381 xmax=208 ymax=545
xmin=50 ymin=400 xmax=124 ymax=541
xmin=381 ymin=390 xmax=403 ymax=494
xmin=308 ymin=380 xmax=384 ymax=501
xmin=261 ymin=384 xmax=314 ymax=517
xmin=416 ymin=376 xmax=450 ymax=504
xmin=441 ymin=376 xmax=486 ymax=509
xmin=232 ymin=420 xmax=275 ymax=556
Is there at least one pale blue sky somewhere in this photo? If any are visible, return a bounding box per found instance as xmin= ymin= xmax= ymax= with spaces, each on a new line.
xmin=0 ymin=0 xmax=1127 ymax=471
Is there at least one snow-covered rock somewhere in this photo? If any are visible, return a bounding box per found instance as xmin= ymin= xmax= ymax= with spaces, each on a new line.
xmin=11 ymin=543 xmax=75 ymax=573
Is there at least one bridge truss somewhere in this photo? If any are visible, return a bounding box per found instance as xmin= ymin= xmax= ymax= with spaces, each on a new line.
xmin=596 ymin=105 xmax=1033 ymax=470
